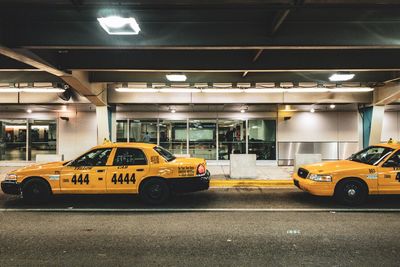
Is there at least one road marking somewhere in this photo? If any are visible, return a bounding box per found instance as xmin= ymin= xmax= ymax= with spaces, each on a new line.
xmin=1 ymin=208 xmax=400 ymax=212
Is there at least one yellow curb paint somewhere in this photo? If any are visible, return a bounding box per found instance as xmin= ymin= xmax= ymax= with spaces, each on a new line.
xmin=210 ymin=179 xmax=294 ymax=188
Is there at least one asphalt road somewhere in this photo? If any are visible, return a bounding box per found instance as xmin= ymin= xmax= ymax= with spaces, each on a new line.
xmin=1 ymin=189 xmax=400 ymax=266
xmin=2 ymin=187 xmax=400 ymax=210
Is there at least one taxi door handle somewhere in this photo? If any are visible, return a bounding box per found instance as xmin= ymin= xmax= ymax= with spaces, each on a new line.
xmin=136 ymin=168 xmax=144 ymax=172
xmin=97 ymin=169 xmax=105 ymax=173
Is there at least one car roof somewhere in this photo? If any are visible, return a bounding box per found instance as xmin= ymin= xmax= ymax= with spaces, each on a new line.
xmin=93 ymin=142 xmax=157 ymax=150
xmin=373 ymin=142 xmax=400 ymax=150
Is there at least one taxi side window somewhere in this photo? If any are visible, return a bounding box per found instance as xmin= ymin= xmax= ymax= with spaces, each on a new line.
xmin=113 ymin=148 xmax=147 ymax=166
xmin=72 ymin=148 xmax=112 ymax=167
xmin=383 ymin=151 xmax=400 ymax=168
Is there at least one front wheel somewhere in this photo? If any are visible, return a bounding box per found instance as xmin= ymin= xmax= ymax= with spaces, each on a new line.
xmin=139 ymin=178 xmax=170 ymax=205
xmin=334 ymin=179 xmax=368 ymax=205
xmin=21 ymin=178 xmax=52 ymax=204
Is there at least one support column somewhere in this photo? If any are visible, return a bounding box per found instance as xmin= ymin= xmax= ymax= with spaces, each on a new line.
xmin=96 ymin=106 xmax=110 ymax=144
xmin=359 ymin=105 xmax=385 ymax=148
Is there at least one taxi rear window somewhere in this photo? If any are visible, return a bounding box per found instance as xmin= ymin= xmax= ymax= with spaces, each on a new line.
xmin=154 ymin=146 xmax=176 ymax=162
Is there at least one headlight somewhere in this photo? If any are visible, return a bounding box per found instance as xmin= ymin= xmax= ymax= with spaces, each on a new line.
xmin=308 ymin=174 xmax=332 ymax=182
xmin=5 ymin=174 xmax=17 ymax=181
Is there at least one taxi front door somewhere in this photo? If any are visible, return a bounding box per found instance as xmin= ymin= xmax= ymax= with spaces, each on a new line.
xmin=378 ymin=150 xmax=400 ymax=194
xmin=60 ymin=148 xmax=112 ymax=193
xmin=106 ymin=147 xmax=150 ymax=193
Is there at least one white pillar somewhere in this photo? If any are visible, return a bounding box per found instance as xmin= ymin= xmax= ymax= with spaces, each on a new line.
xmin=96 ymin=106 xmax=110 ymax=144
xmin=369 ymin=105 xmax=385 ymax=145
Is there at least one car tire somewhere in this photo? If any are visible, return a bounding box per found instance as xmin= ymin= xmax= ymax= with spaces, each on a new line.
xmin=22 ymin=178 xmax=52 ymax=204
xmin=139 ymin=178 xmax=170 ymax=205
xmin=334 ymin=179 xmax=368 ymax=205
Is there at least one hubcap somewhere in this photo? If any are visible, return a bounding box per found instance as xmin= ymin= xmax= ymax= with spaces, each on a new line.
xmin=149 ymin=184 xmax=162 ymax=199
xmin=347 ymin=188 xmax=356 ymax=197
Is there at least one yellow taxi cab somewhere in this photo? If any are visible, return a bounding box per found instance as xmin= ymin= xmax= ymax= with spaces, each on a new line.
xmin=1 ymin=142 xmax=210 ymax=204
xmin=293 ymin=141 xmax=400 ymax=205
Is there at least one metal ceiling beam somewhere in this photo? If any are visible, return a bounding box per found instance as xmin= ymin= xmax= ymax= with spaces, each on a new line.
xmin=5 ymin=21 xmax=400 ymax=49
xmin=0 ymin=46 xmax=106 ymax=106
xmin=374 ymin=82 xmax=400 ymax=105
xmin=36 ymin=49 xmax=400 ymax=71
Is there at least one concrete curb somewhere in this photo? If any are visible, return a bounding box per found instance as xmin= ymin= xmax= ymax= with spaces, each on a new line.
xmin=210 ymin=179 xmax=294 ymax=188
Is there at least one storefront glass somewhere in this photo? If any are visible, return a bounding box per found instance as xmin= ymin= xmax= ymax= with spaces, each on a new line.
xmin=189 ymin=120 xmax=216 ymax=160
xmin=29 ymin=120 xmax=57 ymax=161
xmin=129 ymin=120 xmax=157 ymax=144
xmin=218 ymin=119 xmax=246 ymax=160
xmin=248 ymin=119 xmax=276 ymax=160
xmin=116 ymin=120 xmax=128 ymax=142
xmin=0 ymin=119 xmax=27 ymax=161
xmin=159 ymin=120 xmax=187 ymax=155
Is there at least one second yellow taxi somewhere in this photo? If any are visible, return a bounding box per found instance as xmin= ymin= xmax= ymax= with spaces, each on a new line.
xmin=1 ymin=142 xmax=210 ymax=204
xmin=293 ymin=142 xmax=400 ymax=205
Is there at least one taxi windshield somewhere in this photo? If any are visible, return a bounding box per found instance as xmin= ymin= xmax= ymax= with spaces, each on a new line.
xmin=154 ymin=146 xmax=176 ymax=162
xmin=348 ymin=146 xmax=394 ymax=166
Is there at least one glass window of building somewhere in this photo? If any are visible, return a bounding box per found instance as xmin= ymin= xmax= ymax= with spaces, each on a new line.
xmin=159 ymin=120 xmax=187 ymax=155
xmin=29 ymin=120 xmax=57 ymax=161
xmin=189 ymin=120 xmax=216 ymax=160
xmin=0 ymin=119 xmax=27 ymax=161
xmin=129 ymin=120 xmax=157 ymax=144
xmin=116 ymin=120 xmax=128 ymax=142
xmin=218 ymin=119 xmax=246 ymax=160
xmin=248 ymin=119 xmax=276 ymax=160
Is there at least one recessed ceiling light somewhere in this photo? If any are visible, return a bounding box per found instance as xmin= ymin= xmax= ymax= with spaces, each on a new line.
xmin=27 ymin=109 xmax=32 ymax=113
xmin=310 ymin=108 xmax=315 ymax=113
xmin=330 ymin=104 xmax=336 ymax=109
xmin=166 ymin=73 xmax=187 ymax=82
xmin=97 ymin=16 xmax=141 ymax=35
xmin=329 ymin=73 xmax=355 ymax=82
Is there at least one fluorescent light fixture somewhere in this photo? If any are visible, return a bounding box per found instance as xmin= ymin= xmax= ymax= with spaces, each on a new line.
xmin=245 ymin=88 xmax=285 ymax=93
xmin=166 ymin=73 xmax=187 ymax=82
xmin=159 ymin=88 xmax=201 ymax=93
xmin=329 ymin=73 xmax=355 ymax=82
xmin=202 ymin=88 xmax=243 ymax=93
xmin=115 ymin=88 xmax=159 ymax=93
xmin=20 ymin=87 xmax=65 ymax=93
xmin=0 ymin=87 xmax=65 ymax=93
xmin=328 ymin=87 xmax=373 ymax=93
xmin=286 ymin=88 xmax=329 ymax=93
xmin=97 ymin=16 xmax=140 ymax=35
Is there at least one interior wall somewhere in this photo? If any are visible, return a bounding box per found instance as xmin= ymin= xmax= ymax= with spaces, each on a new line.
xmin=58 ymin=111 xmax=97 ymax=160
xmin=382 ymin=111 xmax=400 ymax=141
xmin=277 ymin=111 xmax=359 ymax=142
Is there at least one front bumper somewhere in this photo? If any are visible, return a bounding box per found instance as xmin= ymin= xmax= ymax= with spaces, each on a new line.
xmin=1 ymin=180 xmax=21 ymax=195
xmin=293 ymin=176 xmax=334 ymax=196
xmin=168 ymin=170 xmax=210 ymax=193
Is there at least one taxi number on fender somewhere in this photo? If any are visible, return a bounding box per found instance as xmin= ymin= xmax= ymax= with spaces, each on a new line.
xmin=111 ymin=173 xmax=136 ymax=184
xmin=71 ymin=174 xmax=89 ymax=185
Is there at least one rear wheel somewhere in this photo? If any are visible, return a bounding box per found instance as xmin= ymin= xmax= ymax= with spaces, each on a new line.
xmin=139 ymin=178 xmax=170 ymax=205
xmin=334 ymin=179 xmax=368 ymax=205
xmin=21 ymin=178 xmax=52 ymax=204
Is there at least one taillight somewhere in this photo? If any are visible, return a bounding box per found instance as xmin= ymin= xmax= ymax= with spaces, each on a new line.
xmin=197 ymin=164 xmax=206 ymax=175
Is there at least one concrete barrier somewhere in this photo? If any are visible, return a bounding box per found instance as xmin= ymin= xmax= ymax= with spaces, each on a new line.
xmin=36 ymin=154 xmax=64 ymax=163
xmin=294 ymin=154 xmax=322 ymax=171
xmin=230 ymin=154 xmax=257 ymax=179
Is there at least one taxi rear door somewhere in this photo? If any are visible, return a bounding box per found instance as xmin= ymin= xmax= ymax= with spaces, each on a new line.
xmin=60 ymin=148 xmax=113 ymax=193
xmin=106 ymin=147 xmax=150 ymax=193
xmin=378 ymin=150 xmax=400 ymax=194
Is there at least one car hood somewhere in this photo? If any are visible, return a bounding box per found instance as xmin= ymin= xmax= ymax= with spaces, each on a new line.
xmin=13 ymin=161 xmax=67 ymax=174
xmin=301 ymin=160 xmax=369 ymax=174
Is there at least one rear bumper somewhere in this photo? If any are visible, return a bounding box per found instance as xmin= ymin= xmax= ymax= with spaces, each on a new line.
xmin=293 ymin=176 xmax=334 ymax=196
xmin=1 ymin=180 xmax=21 ymax=195
xmin=168 ymin=170 xmax=210 ymax=193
